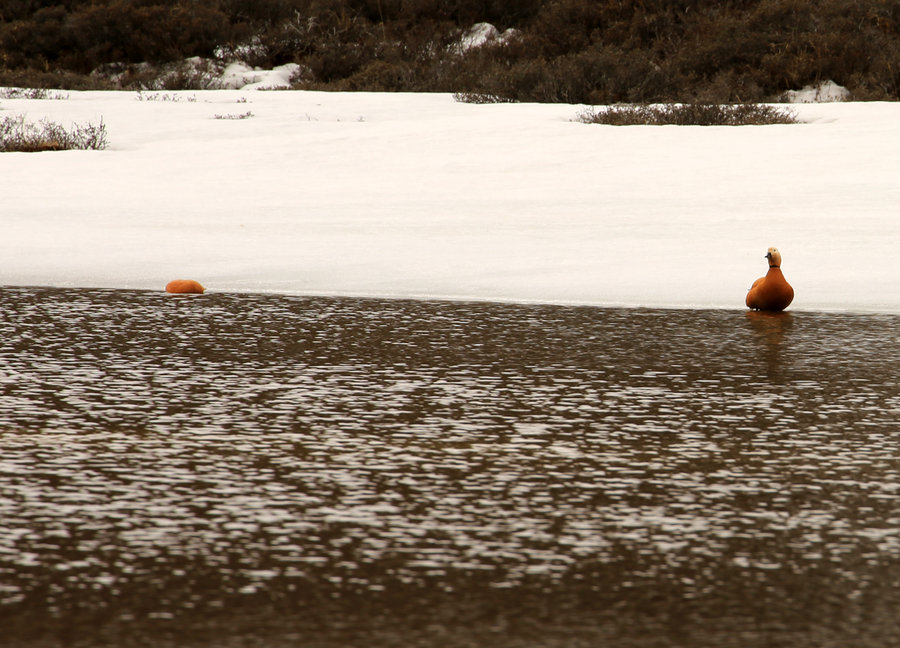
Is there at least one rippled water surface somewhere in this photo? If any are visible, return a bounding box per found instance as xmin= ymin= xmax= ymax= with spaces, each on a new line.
xmin=1 ymin=287 xmax=898 ymax=647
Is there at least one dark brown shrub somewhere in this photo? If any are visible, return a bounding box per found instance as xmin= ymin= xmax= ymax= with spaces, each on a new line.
xmin=468 ymin=46 xmax=669 ymax=104
xmin=692 ymin=69 xmax=767 ymax=103
xmin=64 ymin=2 xmax=231 ymax=69
xmin=336 ymin=59 xmax=414 ymax=91
xmin=577 ymin=103 xmax=799 ymax=126
xmin=0 ymin=114 xmax=109 ymax=152
xmin=524 ymin=0 xmax=608 ymax=58
xmin=0 ymin=68 xmax=115 ymax=90
xmin=0 ymin=5 xmax=71 ymax=69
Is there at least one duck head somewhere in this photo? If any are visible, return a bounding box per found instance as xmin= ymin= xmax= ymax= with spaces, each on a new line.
xmin=766 ymin=247 xmax=783 ymax=268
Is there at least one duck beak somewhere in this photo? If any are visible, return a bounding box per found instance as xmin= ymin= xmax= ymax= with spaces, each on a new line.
xmin=765 ymin=252 xmax=772 ymax=259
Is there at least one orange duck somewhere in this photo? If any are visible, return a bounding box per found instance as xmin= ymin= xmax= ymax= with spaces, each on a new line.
xmin=165 ymin=279 xmax=205 ymax=294
xmin=746 ymin=247 xmax=793 ymax=311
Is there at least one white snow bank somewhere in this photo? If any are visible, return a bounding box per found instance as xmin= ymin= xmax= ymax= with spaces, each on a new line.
xmin=219 ymin=62 xmax=302 ymax=90
xmin=1 ymin=89 xmax=898 ymax=313
xmin=90 ymin=57 xmax=303 ymax=91
xmin=783 ymin=80 xmax=850 ymax=103
xmin=455 ymin=22 xmax=521 ymax=53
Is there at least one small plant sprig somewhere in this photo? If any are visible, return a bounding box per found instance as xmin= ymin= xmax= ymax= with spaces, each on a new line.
xmin=0 ymin=114 xmax=108 ymax=152
xmin=213 ymin=111 xmax=254 ymax=120
xmin=135 ymin=91 xmax=197 ymax=102
xmin=577 ymin=103 xmax=799 ymax=126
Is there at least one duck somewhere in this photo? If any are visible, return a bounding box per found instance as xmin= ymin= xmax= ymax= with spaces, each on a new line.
xmin=165 ymin=279 xmax=205 ymax=294
xmin=746 ymin=247 xmax=793 ymax=311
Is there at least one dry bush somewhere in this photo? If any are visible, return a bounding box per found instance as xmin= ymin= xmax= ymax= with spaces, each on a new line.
xmin=451 ymin=45 xmax=670 ymax=104
xmin=334 ymin=60 xmax=416 ymax=91
xmin=0 ymin=68 xmax=115 ymax=91
xmin=453 ymin=91 xmax=516 ymax=103
xmin=0 ymin=87 xmax=69 ymax=100
xmin=577 ymin=103 xmax=799 ymax=126
xmin=0 ymin=115 xmax=109 ymax=152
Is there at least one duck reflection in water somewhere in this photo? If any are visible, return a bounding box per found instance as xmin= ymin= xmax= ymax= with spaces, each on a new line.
xmin=745 ymin=310 xmax=794 ymax=379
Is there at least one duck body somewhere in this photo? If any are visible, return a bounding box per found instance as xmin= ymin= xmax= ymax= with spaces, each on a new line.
xmin=165 ymin=279 xmax=205 ymax=294
xmin=746 ymin=248 xmax=793 ymax=312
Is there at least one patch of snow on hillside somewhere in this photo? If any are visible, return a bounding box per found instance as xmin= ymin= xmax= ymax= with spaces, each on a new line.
xmin=219 ymin=62 xmax=302 ymax=90
xmin=455 ymin=22 xmax=520 ymax=53
xmin=783 ymin=80 xmax=850 ymax=103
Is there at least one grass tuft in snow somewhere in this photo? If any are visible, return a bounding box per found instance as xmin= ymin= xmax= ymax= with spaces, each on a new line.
xmin=0 ymin=87 xmax=69 ymax=100
xmin=0 ymin=115 xmax=109 ymax=152
xmin=453 ymin=92 xmax=518 ymax=104
xmin=213 ymin=111 xmax=254 ymax=120
xmin=134 ymin=91 xmax=197 ymax=102
xmin=577 ymin=103 xmax=799 ymax=126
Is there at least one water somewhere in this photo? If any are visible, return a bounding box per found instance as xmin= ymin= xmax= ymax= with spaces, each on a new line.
xmin=1 ymin=287 xmax=898 ymax=647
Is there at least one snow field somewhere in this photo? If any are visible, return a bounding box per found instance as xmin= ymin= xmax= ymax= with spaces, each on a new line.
xmin=1 ymin=89 xmax=898 ymax=312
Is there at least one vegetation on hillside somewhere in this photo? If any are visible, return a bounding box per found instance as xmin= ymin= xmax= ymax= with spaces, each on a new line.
xmin=1 ymin=0 xmax=899 ymax=102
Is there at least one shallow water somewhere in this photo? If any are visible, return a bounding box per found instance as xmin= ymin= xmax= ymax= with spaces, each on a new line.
xmin=1 ymin=287 xmax=898 ymax=647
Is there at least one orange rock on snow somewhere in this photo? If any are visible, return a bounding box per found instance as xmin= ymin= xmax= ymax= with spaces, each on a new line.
xmin=165 ymin=279 xmax=205 ymax=294
xmin=746 ymin=247 xmax=793 ymax=312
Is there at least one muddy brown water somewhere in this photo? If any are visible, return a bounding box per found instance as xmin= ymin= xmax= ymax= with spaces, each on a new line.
xmin=1 ymin=287 xmax=898 ymax=647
